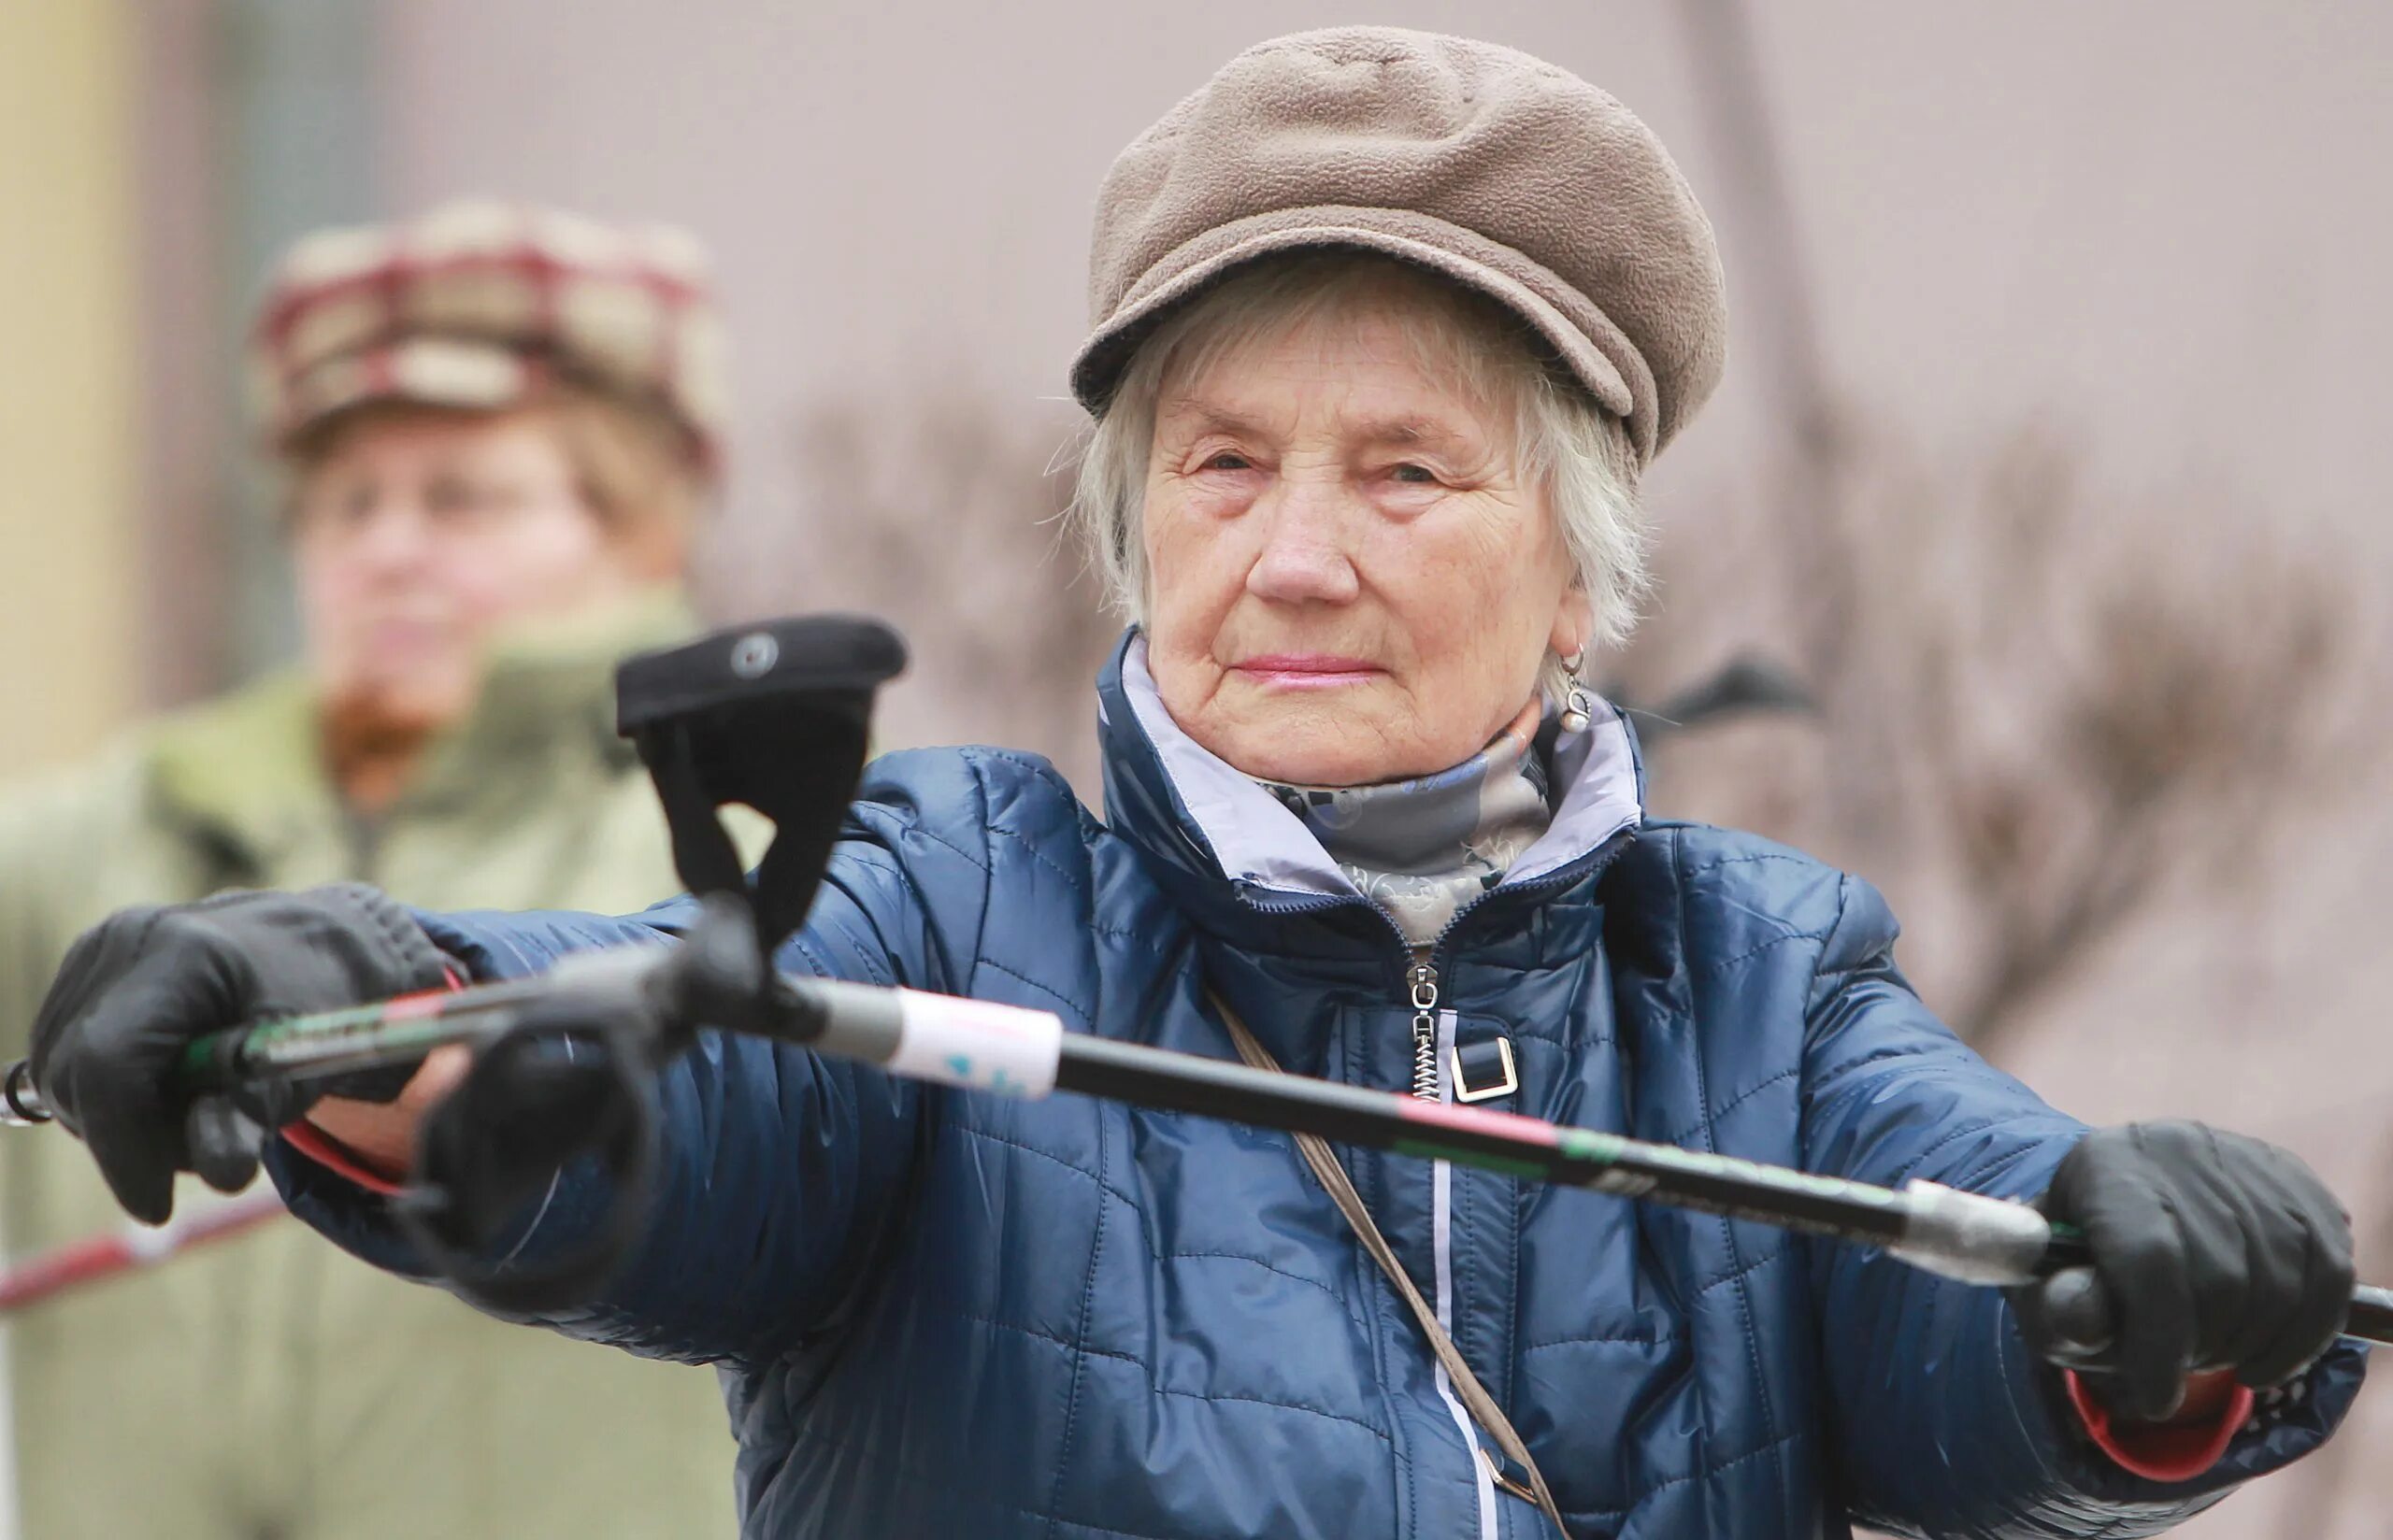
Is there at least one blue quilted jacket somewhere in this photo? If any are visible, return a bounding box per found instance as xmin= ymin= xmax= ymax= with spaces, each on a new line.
xmin=277 ymin=636 xmax=2362 ymax=1539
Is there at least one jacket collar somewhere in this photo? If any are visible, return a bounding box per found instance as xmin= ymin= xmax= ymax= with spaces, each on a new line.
xmin=1096 ymin=630 xmax=1645 ymax=923
xmin=146 ymin=588 xmax=694 ymax=866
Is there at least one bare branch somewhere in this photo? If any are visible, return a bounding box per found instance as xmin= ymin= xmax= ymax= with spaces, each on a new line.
xmin=1633 ymin=419 xmax=2364 ymax=1050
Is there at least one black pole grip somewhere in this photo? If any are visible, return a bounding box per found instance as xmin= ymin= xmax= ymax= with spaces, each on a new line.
xmin=617 ymin=615 xmax=906 ymax=951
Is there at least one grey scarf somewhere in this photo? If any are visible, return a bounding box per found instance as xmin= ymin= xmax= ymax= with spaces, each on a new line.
xmin=1256 ymin=701 xmax=1552 ymax=947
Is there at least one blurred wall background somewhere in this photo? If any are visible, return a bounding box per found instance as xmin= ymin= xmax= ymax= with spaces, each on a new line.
xmin=0 ymin=1 xmax=140 ymax=777
xmin=5 ymin=2 xmax=2388 ymax=1533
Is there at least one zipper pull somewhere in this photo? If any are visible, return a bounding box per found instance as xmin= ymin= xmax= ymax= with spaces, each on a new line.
xmin=1407 ymin=956 xmax=1440 ymax=1102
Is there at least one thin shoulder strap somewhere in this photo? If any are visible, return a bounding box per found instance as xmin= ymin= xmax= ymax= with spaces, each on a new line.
xmin=1210 ymin=990 xmax=1569 ymax=1536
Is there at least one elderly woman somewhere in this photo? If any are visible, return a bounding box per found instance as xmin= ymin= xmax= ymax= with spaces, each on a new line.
xmin=27 ymin=28 xmax=2364 ymax=1540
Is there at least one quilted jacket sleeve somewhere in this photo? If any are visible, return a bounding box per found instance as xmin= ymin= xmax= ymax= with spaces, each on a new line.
xmin=269 ymin=758 xmax=999 ymax=1368
xmin=1799 ymin=875 xmax=2365 ymax=1540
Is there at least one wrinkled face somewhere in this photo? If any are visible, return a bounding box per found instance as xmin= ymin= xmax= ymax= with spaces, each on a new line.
xmin=290 ymin=407 xmax=648 ymax=729
xmin=1140 ymin=298 xmax=1586 ymax=785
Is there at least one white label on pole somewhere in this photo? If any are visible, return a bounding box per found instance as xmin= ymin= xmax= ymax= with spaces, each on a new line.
xmin=887 ymin=991 xmax=1064 ymax=1099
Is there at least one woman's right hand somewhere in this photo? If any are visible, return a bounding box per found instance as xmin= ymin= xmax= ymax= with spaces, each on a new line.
xmin=29 ymin=883 xmax=453 ymax=1222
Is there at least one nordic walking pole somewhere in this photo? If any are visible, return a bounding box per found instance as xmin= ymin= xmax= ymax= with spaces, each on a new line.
xmin=982 ymin=1013 xmax=2393 ymax=1348
xmin=4 ymin=946 xmax=2388 ymax=1348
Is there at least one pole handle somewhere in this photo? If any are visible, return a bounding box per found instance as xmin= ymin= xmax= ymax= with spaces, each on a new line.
xmin=2028 ymin=1259 xmax=2393 ymax=1366
xmin=2027 ymin=1266 xmax=2118 ymax=1367
xmin=1 ymin=1017 xmax=401 ymax=1126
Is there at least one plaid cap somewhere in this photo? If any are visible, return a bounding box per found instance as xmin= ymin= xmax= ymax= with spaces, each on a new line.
xmin=251 ymin=200 xmax=729 ymax=474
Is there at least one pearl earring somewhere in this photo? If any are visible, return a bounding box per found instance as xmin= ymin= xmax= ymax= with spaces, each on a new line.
xmin=1558 ymin=649 xmax=1594 ymax=735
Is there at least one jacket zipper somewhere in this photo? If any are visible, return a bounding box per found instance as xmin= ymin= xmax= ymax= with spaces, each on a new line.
xmin=1410 ymin=935 xmax=1483 ymax=1535
xmin=1400 ymin=834 xmax=1639 ymax=1538
xmin=1424 ymin=994 xmax=1498 ymax=1540
xmin=1407 ymin=952 xmax=1440 ymax=1102
xmin=342 ymin=806 xmax=385 ymax=884
xmin=1235 ymin=828 xmax=1639 ymax=1537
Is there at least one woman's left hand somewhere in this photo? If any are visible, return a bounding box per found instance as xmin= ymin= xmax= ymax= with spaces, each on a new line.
xmin=2013 ymin=1120 xmax=2355 ymax=1424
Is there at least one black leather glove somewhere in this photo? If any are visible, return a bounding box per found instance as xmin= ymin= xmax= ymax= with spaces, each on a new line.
xmin=29 ymin=883 xmax=450 ymax=1223
xmin=2013 ymin=1120 xmax=2355 ymax=1423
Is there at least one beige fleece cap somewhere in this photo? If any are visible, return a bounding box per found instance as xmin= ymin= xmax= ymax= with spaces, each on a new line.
xmin=1071 ymin=26 xmax=1728 ymax=466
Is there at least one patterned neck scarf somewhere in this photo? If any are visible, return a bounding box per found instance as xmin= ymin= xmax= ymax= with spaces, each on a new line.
xmin=1257 ymin=701 xmax=1552 ymax=947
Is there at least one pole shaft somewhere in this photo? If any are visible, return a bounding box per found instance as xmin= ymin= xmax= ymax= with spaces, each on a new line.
xmin=1057 ymin=1034 xmax=2393 ymax=1347
xmin=1057 ymin=1036 xmax=1913 ymax=1248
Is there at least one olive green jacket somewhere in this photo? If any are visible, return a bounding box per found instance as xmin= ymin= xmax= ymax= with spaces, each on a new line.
xmin=0 ymin=592 xmax=738 ymax=1540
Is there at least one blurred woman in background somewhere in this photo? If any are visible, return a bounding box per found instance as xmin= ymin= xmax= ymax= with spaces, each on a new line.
xmin=0 ymin=202 xmax=738 ymax=1539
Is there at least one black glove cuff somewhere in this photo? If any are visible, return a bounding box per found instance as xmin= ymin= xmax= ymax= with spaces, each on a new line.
xmin=294 ymin=882 xmax=454 ymax=991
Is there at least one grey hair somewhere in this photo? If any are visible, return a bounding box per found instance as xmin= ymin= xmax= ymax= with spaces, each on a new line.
xmin=1066 ymin=251 xmax=1648 ymax=708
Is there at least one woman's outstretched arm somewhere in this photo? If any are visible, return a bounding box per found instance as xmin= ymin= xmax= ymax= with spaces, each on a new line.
xmin=270 ymin=763 xmax=1002 ymax=1367
xmin=1798 ymin=875 xmax=2365 ymax=1540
